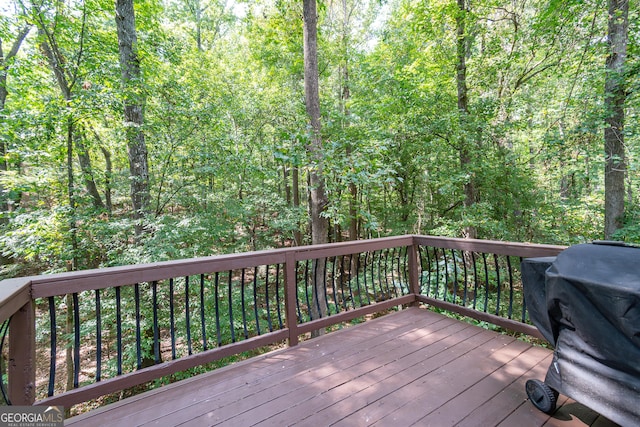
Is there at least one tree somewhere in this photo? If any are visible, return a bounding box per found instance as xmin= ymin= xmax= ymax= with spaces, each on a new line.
xmin=456 ymin=0 xmax=478 ymax=239
xmin=303 ymin=0 xmax=329 ymax=327
xmin=604 ymin=0 xmax=629 ymax=239
xmin=34 ymin=11 xmax=106 ymax=211
xmin=115 ymin=0 xmax=151 ymax=236
xmin=0 ymin=25 xmax=30 ymax=118
xmin=0 ymin=19 xmax=30 ymax=216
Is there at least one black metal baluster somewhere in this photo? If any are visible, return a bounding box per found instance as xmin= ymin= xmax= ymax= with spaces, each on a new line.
xmin=95 ymin=290 xmax=102 ymax=382
xmin=396 ymin=247 xmax=402 ymax=294
xmin=390 ymin=247 xmax=398 ymax=297
xmin=482 ymin=253 xmax=490 ymax=312
xmin=241 ymin=269 xmax=249 ymax=339
xmin=265 ymin=266 xmax=273 ymax=332
xmin=323 ymin=258 xmax=331 ymax=315
xmin=303 ymin=260 xmax=311 ymax=319
xmin=152 ymin=281 xmax=160 ymax=364
xmin=462 ymin=251 xmax=470 ymax=305
xmin=375 ymin=251 xmax=383 ymax=300
xmin=507 ymin=256 xmax=514 ymax=319
xmin=401 ymin=246 xmax=408 ymax=294
xmin=394 ymin=248 xmax=404 ymax=296
xmin=0 ymin=319 xmax=11 ymax=404
xmin=295 ymin=262 xmax=303 ymax=322
xmin=442 ymin=249 xmax=449 ymax=301
xmin=383 ymin=249 xmax=391 ymax=298
xmin=347 ymin=253 xmax=356 ymax=308
xmin=48 ymin=297 xmax=56 ymax=396
xmin=494 ymin=254 xmax=501 ymax=315
xmin=426 ymin=247 xmax=433 ymax=296
xmin=339 ymin=255 xmax=348 ymax=311
xmin=200 ymin=274 xmax=207 ymax=350
xmin=253 ymin=267 xmax=261 ymax=336
xmin=417 ymin=246 xmax=424 ymax=294
xmin=215 ymin=272 xmax=222 ymax=346
xmin=312 ymin=259 xmax=323 ymax=318
xmin=169 ymin=278 xmax=176 ymax=360
xmin=331 ymin=257 xmax=339 ymax=314
xmin=371 ymin=251 xmax=378 ymax=302
xmin=185 ymin=276 xmax=192 ymax=355
xmin=471 ymin=252 xmax=479 ymax=309
xmin=451 ymin=249 xmax=459 ymax=304
xmin=434 ymin=248 xmax=441 ymax=300
xmin=116 ymin=286 xmax=122 ymax=375
xmin=73 ymin=293 xmax=80 ymax=387
xmin=275 ymin=264 xmax=283 ymax=329
xmin=363 ymin=253 xmax=371 ymax=305
xmin=134 ymin=284 xmax=142 ymax=369
xmin=354 ymin=254 xmax=364 ymax=306
xmin=228 ymin=271 xmax=235 ymax=343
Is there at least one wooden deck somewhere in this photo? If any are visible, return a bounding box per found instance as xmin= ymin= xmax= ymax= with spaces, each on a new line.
xmin=65 ymin=307 xmax=617 ymax=427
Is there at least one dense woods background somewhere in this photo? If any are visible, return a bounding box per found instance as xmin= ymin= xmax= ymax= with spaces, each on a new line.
xmin=0 ymin=0 xmax=638 ymax=278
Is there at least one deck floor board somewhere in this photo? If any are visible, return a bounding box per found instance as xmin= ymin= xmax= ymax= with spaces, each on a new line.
xmin=65 ymin=307 xmax=618 ymax=427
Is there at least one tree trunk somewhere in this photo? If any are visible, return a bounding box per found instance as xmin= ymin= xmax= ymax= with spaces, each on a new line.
xmin=303 ymin=0 xmax=329 ymax=246
xmin=100 ymin=146 xmax=114 ymax=214
xmin=116 ymin=0 xmax=151 ymax=236
xmin=0 ymin=26 xmax=31 ymax=218
xmin=604 ymin=0 xmax=628 ymax=239
xmin=76 ymin=130 xmax=105 ymax=209
xmin=303 ymin=0 xmax=328 ymax=334
xmin=340 ymin=0 xmax=358 ymax=242
xmin=292 ymin=166 xmax=303 ymax=246
xmin=456 ymin=0 xmax=477 ymax=240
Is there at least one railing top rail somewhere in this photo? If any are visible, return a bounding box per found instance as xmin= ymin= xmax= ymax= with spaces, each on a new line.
xmin=22 ymin=235 xmax=417 ymax=299
xmin=290 ymin=235 xmax=415 ymax=260
xmin=0 ymin=234 xmax=567 ymax=318
xmin=413 ymin=235 xmax=566 ymax=258
xmin=29 ymin=248 xmax=289 ymax=298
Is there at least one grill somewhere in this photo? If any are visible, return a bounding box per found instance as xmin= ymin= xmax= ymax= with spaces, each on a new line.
xmin=521 ymin=242 xmax=640 ymax=427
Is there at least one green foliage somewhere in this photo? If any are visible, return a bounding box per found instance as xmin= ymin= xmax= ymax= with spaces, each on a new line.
xmin=1 ymin=0 xmax=638 ymax=287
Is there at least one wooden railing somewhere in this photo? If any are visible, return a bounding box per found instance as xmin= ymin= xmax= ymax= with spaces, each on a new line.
xmin=0 ymin=235 xmax=564 ymax=412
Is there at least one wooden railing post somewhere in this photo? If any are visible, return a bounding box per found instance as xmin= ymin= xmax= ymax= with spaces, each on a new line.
xmin=407 ymin=241 xmax=421 ymax=305
xmin=284 ymin=251 xmax=299 ymax=347
xmin=8 ymin=299 xmax=36 ymax=405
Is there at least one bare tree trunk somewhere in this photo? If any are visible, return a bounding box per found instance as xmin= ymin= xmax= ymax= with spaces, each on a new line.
xmin=116 ymin=0 xmax=150 ymax=236
xmin=604 ymin=0 xmax=628 ymax=239
xmin=303 ymin=0 xmax=328 ymax=334
xmin=456 ymin=0 xmax=477 ymax=240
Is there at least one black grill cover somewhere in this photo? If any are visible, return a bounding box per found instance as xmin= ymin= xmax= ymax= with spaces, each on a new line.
xmin=522 ymin=243 xmax=640 ymax=427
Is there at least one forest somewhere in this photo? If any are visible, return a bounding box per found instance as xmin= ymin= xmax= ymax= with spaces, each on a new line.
xmin=0 ymin=0 xmax=638 ymax=279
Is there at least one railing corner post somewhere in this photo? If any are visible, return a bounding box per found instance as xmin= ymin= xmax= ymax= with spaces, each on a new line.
xmin=408 ymin=243 xmax=421 ymax=305
xmin=8 ymin=299 xmax=36 ymax=405
xmin=284 ymin=251 xmax=299 ymax=347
